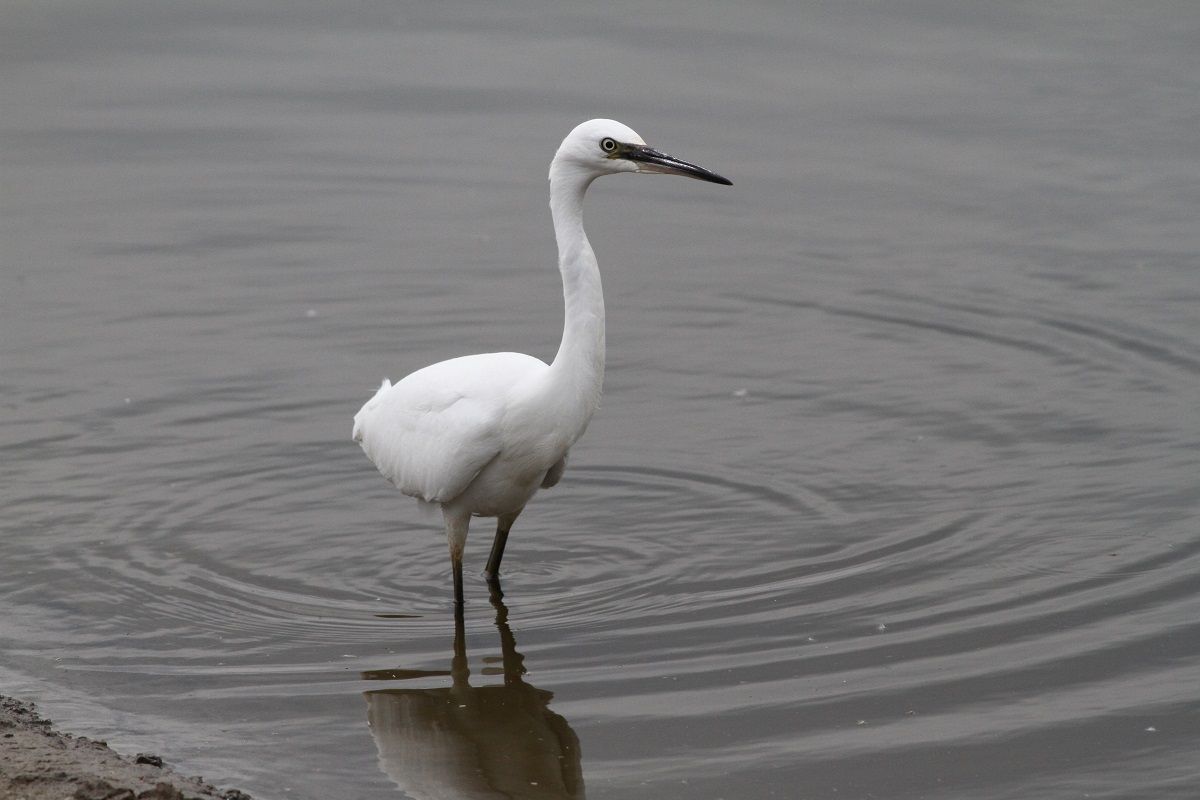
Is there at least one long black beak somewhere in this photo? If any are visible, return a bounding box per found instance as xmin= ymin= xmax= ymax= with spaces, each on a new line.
xmin=623 ymin=144 xmax=733 ymax=185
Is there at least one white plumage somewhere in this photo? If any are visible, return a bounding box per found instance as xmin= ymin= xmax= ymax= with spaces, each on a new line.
xmin=353 ymin=118 xmax=731 ymax=608
xmin=354 ymin=353 xmax=549 ymax=504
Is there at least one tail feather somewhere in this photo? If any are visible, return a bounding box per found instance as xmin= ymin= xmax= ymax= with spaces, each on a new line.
xmin=352 ymin=378 xmax=392 ymax=443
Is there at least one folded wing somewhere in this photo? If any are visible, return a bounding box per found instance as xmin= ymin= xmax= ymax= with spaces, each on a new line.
xmin=352 ymin=353 xmax=547 ymax=504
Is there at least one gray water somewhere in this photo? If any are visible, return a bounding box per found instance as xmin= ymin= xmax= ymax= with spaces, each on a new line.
xmin=3 ymin=2 xmax=1199 ymax=798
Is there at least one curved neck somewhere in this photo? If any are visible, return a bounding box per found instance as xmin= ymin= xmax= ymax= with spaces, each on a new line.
xmin=547 ymin=164 xmax=605 ymax=421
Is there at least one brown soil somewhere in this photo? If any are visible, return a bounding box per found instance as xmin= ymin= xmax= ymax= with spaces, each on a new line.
xmin=0 ymin=696 xmax=252 ymax=800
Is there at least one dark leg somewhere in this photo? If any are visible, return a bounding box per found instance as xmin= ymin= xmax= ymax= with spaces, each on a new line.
xmin=452 ymin=587 xmax=465 ymax=632
xmin=484 ymin=511 xmax=520 ymax=581
xmin=487 ymin=572 xmax=505 ymax=603
xmin=443 ymin=507 xmax=469 ymax=610
xmin=484 ymin=526 xmax=509 ymax=580
xmin=452 ymin=552 xmax=464 ymax=608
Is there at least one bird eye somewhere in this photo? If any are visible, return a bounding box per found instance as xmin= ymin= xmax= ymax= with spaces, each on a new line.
xmin=600 ymin=137 xmax=618 ymax=153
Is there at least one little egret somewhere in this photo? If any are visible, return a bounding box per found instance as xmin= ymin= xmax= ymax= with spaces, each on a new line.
xmin=353 ymin=118 xmax=731 ymax=608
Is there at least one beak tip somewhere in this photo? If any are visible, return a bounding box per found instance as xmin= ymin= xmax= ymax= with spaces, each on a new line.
xmin=698 ymin=172 xmax=732 ymax=186
xmin=626 ymin=144 xmax=732 ymax=186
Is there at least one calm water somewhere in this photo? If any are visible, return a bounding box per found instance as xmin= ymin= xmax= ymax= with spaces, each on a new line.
xmin=3 ymin=2 xmax=1199 ymax=798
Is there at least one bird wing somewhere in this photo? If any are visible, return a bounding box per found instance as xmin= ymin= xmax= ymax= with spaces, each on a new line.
xmin=541 ymin=453 xmax=568 ymax=488
xmin=353 ymin=352 xmax=547 ymax=503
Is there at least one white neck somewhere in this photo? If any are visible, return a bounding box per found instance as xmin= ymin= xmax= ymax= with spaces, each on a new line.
xmin=547 ymin=162 xmax=606 ymax=432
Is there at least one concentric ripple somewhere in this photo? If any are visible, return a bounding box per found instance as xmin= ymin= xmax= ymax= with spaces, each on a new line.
xmin=4 ymin=272 xmax=1199 ymax=798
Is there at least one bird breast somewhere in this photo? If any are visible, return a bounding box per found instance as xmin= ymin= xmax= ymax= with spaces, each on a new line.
xmin=453 ymin=367 xmax=597 ymax=513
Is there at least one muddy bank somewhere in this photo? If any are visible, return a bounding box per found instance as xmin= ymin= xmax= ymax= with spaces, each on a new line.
xmin=0 ymin=696 xmax=252 ymax=800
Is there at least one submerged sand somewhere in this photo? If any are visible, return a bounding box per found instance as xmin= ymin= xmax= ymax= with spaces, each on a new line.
xmin=0 ymin=696 xmax=252 ymax=800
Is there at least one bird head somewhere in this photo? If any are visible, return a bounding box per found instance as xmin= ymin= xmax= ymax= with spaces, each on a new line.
xmin=550 ymin=118 xmax=732 ymax=186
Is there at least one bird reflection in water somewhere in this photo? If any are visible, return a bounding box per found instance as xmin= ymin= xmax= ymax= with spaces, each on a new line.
xmin=362 ymin=586 xmax=584 ymax=799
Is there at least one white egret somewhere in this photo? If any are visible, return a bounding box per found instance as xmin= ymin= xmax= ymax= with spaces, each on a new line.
xmin=353 ymin=118 xmax=731 ymax=607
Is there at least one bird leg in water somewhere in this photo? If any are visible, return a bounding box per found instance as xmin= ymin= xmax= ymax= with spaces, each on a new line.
xmin=452 ymin=591 xmax=466 ymax=631
xmin=484 ymin=511 xmax=520 ymax=581
xmin=452 ymin=552 xmax=464 ymax=607
xmin=484 ymin=528 xmax=508 ymax=581
xmin=487 ymin=573 xmax=505 ymax=603
xmin=444 ymin=508 xmax=469 ymax=607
